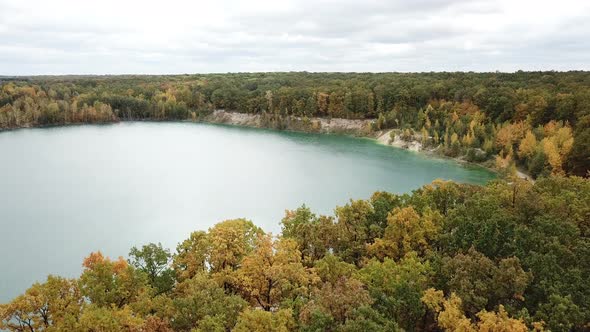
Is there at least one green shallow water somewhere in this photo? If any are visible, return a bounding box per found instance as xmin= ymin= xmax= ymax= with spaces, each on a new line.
xmin=0 ymin=122 xmax=494 ymax=302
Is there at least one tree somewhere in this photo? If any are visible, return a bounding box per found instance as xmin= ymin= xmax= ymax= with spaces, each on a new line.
xmin=543 ymin=138 xmax=564 ymax=175
xmin=79 ymin=252 xmax=149 ymax=308
xmin=0 ymin=276 xmax=83 ymax=332
xmin=281 ymin=205 xmax=332 ymax=265
xmin=173 ymin=231 xmax=208 ymax=282
xmin=78 ymin=304 xmax=144 ymax=332
xmin=517 ymin=130 xmax=537 ymax=160
xmin=333 ymin=199 xmax=374 ymax=265
xmin=541 ymin=124 xmax=574 ymax=175
xmin=368 ymin=191 xmax=404 ymax=237
xmin=339 ymin=306 xmax=400 ymax=332
xmin=233 ymin=309 xmax=295 ymax=332
xmin=422 ymin=289 xmax=531 ymax=332
xmin=358 ymin=253 xmax=432 ymax=330
xmin=299 ymin=277 xmax=373 ymax=330
xmin=410 ymin=179 xmax=473 ymax=216
xmin=476 ymin=306 xmax=530 ymax=332
xmin=441 ymin=182 xmax=521 ymax=259
xmin=171 ymin=272 xmax=247 ymax=331
xmin=129 ymin=243 xmax=174 ymax=295
xmin=567 ymin=115 xmax=590 ymax=176
xmin=367 ymin=206 xmax=441 ymax=260
xmin=422 ymin=289 xmax=475 ymax=332
xmin=237 ymin=235 xmax=313 ymax=311
xmin=207 ymin=219 xmax=264 ymax=290
xmin=441 ymin=248 xmax=531 ymax=316
xmin=313 ymin=254 xmax=356 ymax=285
xmin=534 ymin=294 xmax=583 ymax=332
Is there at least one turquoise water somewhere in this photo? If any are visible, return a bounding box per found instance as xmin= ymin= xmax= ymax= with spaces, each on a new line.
xmin=0 ymin=122 xmax=494 ymax=302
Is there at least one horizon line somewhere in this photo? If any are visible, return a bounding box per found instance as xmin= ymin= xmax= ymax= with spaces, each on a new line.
xmin=2 ymin=69 xmax=590 ymax=78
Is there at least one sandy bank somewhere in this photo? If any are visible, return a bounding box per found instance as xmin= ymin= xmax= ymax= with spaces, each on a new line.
xmin=376 ymin=129 xmax=423 ymax=152
xmin=202 ymin=110 xmax=374 ymax=136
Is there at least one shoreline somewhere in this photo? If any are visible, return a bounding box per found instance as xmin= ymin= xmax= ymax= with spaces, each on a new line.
xmin=199 ymin=110 xmax=502 ymax=178
xmin=0 ymin=110 xmax=506 ymax=179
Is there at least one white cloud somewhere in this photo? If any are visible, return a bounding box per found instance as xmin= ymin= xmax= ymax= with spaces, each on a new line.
xmin=0 ymin=0 xmax=589 ymax=74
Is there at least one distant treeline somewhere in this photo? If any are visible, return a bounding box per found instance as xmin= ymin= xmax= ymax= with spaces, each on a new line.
xmin=1 ymin=72 xmax=589 ymax=177
xmin=1 ymin=177 xmax=589 ymax=331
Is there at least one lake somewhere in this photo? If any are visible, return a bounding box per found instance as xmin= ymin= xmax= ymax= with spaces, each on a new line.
xmin=0 ymin=122 xmax=495 ymax=302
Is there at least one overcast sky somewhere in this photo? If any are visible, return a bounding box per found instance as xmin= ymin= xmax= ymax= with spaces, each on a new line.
xmin=1 ymin=0 xmax=589 ymax=75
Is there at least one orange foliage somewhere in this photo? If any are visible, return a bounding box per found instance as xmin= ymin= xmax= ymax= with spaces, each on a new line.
xmin=83 ymin=251 xmax=106 ymax=269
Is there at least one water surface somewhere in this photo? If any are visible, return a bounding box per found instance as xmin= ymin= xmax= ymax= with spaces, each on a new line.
xmin=0 ymin=122 xmax=494 ymax=302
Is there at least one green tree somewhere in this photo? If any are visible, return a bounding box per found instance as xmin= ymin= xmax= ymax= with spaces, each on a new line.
xmin=129 ymin=243 xmax=174 ymax=295
xmin=358 ymin=253 xmax=432 ymax=330
xmin=333 ymin=199 xmax=374 ymax=265
xmin=171 ymin=272 xmax=247 ymax=331
xmin=281 ymin=205 xmax=333 ymax=265
xmin=441 ymin=248 xmax=531 ymax=316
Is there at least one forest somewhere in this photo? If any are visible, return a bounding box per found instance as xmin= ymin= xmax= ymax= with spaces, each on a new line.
xmin=0 ymin=72 xmax=589 ymax=178
xmin=1 ymin=176 xmax=589 ymax=331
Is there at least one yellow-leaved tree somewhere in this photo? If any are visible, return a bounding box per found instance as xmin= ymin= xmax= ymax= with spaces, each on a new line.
xmin=422 ymin=288 xmax=541 ymax=332
xmin=368 ymin=206 xmax=441 ymax=260
xmin=541 ymin=124 xmax=574 ymax=175
xmin=233 ymin=308 xmax=295 ymax=332
xmin=237 ymin=234 xmax=315 ymax=311
xmin=173 ymin=230 xmax=209 ymax=282
xmin=207 ymin=219 xmax=264 ymax=291
xmin=517 ymin=130 xmax=537 ymax=160
xmin=0 ymin=276 xmax=83 ymax=332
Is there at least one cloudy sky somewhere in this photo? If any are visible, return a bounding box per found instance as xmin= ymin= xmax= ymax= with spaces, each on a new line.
xmin=0 ymin=0 xmax=589 ymax=75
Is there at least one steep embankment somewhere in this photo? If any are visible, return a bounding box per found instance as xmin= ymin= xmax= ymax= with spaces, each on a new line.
xmin=376 ymin=129 xmax=423 ymax=152
xmin=201 ymin=110 xmax=376 ymax=137
xmin=201 ymin=110 xmax=440 ymax=155
xmin=203 ymin=110 xmax=433 ymax=155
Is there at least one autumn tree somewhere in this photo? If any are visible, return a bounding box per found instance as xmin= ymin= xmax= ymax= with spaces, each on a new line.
xmin=367 ymin=206 xmax=441 ymax=260
xmin=0 ymin=276 xmax=83 ymax=332
xmin=234 ymin=308 xmax=295 ymax=332
xmin=173 ymin=231 xmax=208 ymax=282
xmin=79 ymin=252 xmax=149 ymax=308
xmin=237 ymin=235 xmax=313 ymax=311
xmin=78 ymin=304 xmax=144 ymax=332
xmin=540 ymin=124 xmax=574 ymax=175
xmin=422 ymin=289 xmax=531 ymax=332
xmin=517 ymin=130 xmax=537 ymax=160
xmin=299 ymin=276 xmax=373 ymax=331
xmin=208 ymin=219 xmax=264 ymax=290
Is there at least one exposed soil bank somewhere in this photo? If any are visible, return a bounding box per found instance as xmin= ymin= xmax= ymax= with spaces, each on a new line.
xmin=201 ymin=110 xmax=375 ymax=137
xmin=203 ymin=110 xmax=435 ymax=154
xmin=376 ymin=129 xmax=423 ymax=152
